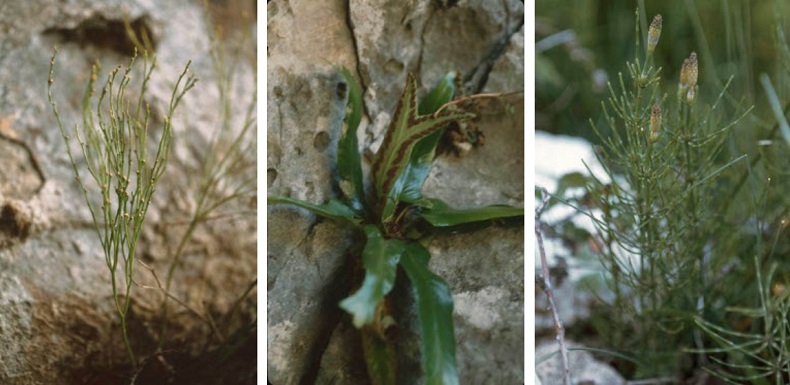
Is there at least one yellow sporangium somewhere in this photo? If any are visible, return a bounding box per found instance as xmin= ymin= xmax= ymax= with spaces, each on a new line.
xmin=647 ymin=14 xmax=662 ymax=55
xmin=680 ymin=52 xmax=698 ymax=102
xmin=650 ymin=103 xmax=661 ymax=141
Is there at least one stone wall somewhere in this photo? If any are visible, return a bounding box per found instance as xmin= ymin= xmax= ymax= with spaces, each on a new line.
xmin=267 ymin=0 xmax=524 ymax=384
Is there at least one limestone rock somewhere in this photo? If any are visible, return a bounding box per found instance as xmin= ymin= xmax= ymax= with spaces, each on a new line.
xmin=268 ymin=0 xmax=524 ymax=383
xmin=267 ymin=210 xmax=359 ymax=384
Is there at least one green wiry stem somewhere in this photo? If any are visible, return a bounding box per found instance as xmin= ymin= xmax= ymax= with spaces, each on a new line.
xmin=49 ymin=47 xmax=196 ymax=367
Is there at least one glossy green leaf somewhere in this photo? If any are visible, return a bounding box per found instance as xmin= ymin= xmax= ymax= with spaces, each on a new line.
xmin=418 ymin=71 xmax=460 ymax=116
xmin=397 ymin=72 xmax=462 ymax=203
xmin=400 ymin=242 xmax=458 ymax=385
xmin=336 ymin=67 xmax=366 ymax=212
xmin=371 ymin=73 xmax=474 ymax=224
xmin=418 ymin=199 xmax=523 ymax=227
xmin=362 ymin=327 xmax=397 ymax=385
xmin=340 ymin=225 xmax=405 ymax=327
xmin=267 ymin=196 xmax=361 ymax=225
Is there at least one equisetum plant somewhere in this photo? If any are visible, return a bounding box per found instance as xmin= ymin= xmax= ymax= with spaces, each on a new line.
xmin=539 ymin=2 xmax=790 ymax=382
xmin=549 ymin=9 xmax=752 ymax=377
xmin=269 ymin=68 xmax=523 ymax=385
xmin=48 ymin=47 xmax=197 ymax=367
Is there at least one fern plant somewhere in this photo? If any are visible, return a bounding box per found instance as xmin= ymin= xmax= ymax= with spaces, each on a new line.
xmin=268 ymin=68 xmax=523 ymax=385
xmin=48 ymin=47 xmax=197 ymax=367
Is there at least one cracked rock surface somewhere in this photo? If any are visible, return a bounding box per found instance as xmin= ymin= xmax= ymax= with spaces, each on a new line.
xmin=268 ymin=0 xmax=524 ymax=384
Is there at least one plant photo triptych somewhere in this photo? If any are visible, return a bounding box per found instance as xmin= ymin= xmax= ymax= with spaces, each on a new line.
xmin=18 ymin=0 xmax=790 ymax=384
xmin=1 ymin=0 xmax=258 ymax=384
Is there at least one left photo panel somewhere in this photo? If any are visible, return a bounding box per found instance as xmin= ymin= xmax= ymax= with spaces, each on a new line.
xmin=0 ymin=0 xmax=257 ymax=383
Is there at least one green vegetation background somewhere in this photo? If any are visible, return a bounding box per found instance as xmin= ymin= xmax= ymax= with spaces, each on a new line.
xmin=537 ymin=0 xmax=789 ymax=143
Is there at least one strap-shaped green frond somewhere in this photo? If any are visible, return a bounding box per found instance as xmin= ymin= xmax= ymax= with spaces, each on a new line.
xmin=267 ymin=196 xmax=361 ymax=225
xmin=397 ymin=72 xmax=462 ymax=204
xmin=400 ymin=242 xmax=458 ymax=385
xmin=336 ymin=67 xmax=366 ymax=213
xmin=371 ymin=73 xmax=473 ymax=224
xmin=418 ymin=198 xmax=523 ymax=227
xmin=339 ymin=225 xmax=405 ymax=327
xmin=362 ymin=326 xmax=398 ymax=385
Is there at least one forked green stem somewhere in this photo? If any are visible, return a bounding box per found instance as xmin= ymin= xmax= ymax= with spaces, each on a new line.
xmin=48 ymin=47 xmax=196 ymax=368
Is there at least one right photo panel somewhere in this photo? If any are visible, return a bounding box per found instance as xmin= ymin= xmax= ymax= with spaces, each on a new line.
xmin=536 ymin=1 xmax=790 ymax=384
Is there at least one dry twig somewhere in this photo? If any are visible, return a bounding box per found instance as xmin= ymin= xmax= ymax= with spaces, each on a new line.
xmin=135 ymin=260 xmax=225 ymax=342
xmin=432 ymin=90 xmax=524 ymax=117
xmin=536 ymin=187 xmax=570 ymax=385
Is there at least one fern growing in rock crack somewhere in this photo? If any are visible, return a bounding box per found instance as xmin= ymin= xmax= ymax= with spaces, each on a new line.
xmin=269 ymin=68 xmax=523 ymax=385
